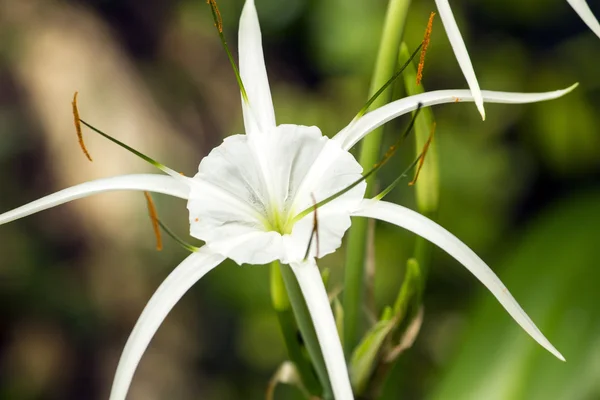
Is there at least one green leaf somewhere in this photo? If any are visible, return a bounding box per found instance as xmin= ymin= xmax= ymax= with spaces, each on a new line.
xmin=266 ymin=361 xmax=311 ymax=400
xmin=349 ymin=319 xmax=396 ymax=395
xmin=351 ymin=259 xmax=423 ymax=397
xmin=392 ymin=258 xmax=423 ymax=319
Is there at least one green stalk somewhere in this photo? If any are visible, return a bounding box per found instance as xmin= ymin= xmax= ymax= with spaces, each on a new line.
xmin=275 ymin=262 xmax=334 ymax=400
xmin=399 ymin=42 xmax=439 ymax=276
xmin=399 ymin=43 xmax=439 ymax=216
xmin=343 ymin=0 xmax=413 ymax=357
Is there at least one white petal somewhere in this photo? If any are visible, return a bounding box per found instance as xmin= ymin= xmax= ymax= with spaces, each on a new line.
xmin=352 ymin=199 xmax=565 ymax=361
xmin=566 ymin=0 xmax=600 ymax=38
xmin=273 ymin=125 xmax=365 ymax=263
xmin=239 ymin=0 xmax=276 ymax=135
xmin=206 ymin=230 xmax=284 ymax=266
xmin=189 ymin=133 xmax=281 ymax=264
xmin=290 ymin=260 xmax=354 ymax=400
xmin=109 ymin=247 xmax=225 ymax=400
xmin=283 ymin=210 xmax=354 ymax=264
xmin=434 ymin=0 xmax=485 ymax=120
xmin=0 ymin=174 xmax=189 ymax=226
xmin=334 ymin=85 xmax=578 ymax=150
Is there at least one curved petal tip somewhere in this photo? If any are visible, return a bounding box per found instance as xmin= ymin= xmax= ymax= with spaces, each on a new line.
xmin=564 ymin=82 xmax=580 ymax=94
xmin=567 ymin=0 xmax=600 ymax=39
xmin=477 ymin=100 xmax=486 ymax=121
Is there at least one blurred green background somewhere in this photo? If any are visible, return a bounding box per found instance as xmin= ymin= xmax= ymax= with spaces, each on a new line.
xmin=0 ymin=0 xmax=598 ymax=399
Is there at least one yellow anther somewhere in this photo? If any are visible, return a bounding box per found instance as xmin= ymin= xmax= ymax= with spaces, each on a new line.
xmin=417 ymin=12 xmax=436 ymax=86
xmin=72 ymin=92 xmax=93 ymax=162
xmin=144 ymin=191 xmax=163 ymax=251
xmin=207 ymin=0 xmax=223 ymax=33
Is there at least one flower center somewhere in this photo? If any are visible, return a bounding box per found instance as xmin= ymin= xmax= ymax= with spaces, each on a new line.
xmin=187 ymin=124 xmax=366 ymax=265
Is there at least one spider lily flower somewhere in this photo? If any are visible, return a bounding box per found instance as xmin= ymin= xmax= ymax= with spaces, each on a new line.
xmin=434 ymin=0 xmax=600 ymax=120
xmin=0 ymin=0 xmax=577 ymax=398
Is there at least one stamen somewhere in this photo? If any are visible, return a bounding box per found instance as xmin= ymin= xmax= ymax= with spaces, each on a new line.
xmin=206 ymin=0 xmax=249 ymax=103
xmin=354 ymin=43 xmax=423 ymax=120
xmin=144 ymin=192 xmax=163 ymax=251
xmin=293 ymin=104 xmax=423 ymax=223
xmin=206 ymin=0 xmax=223 ymax=32
xmin=78 ymin=119 xmax=184 ymax=180
xmin=416 ymin=12 xmax=436 ymax=86
xmin=409 ymin=122 xmax=436 ymax=186
xmin=373 ymin=153 xmax=422 ymax=201
xmin=303 ymin=194 xmax=320 ymax=261
xmin=374 ymin=123 xmax=435 ymax=201
xmin=72 ymin=92 xmax=93 ymax=162
xmin=157 ymin=219 xmax=200 ymax=253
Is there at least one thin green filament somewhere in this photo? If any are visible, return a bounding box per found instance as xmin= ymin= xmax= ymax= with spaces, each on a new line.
xmin=79 ymin=120 xmax=182 ymax=179
xmin=374 ymin=151 xmax=423 ymax=201
xmin=353 ymin=43 xmax=422 ymax=120
xmin=157 ymin=219 xmax=200 ymax=253
xmin=293 ymin=104 xmax=423 ymax=223
xmin=207 ymin=0 xmax=249 ymax=103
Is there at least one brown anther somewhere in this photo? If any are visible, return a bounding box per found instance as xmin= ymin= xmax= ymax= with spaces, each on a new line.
xmin=409 ymin=122 xmax=436 ymax=186
xmin=194 ymin=217 xmax=199 ymax=222
xmin=454 ymin=97 xmax=460 ymax=103
xmin=416 ymin=12 xmax=436 ymax=86
xmin=72 ymin=92 xmax=93 ymax=162
xmin=144 ymin=191 xmax=163 ymax=251
xmin=207 ymin=0 xmax=223 ymax=33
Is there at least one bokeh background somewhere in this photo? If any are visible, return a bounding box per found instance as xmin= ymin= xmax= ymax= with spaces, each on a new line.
xmin=0 ymin=0 xmax=599 ymax=399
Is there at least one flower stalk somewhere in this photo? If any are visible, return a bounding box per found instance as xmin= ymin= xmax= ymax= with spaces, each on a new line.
xmin=400 ymin=42 xmax=439 ymax=278
xmin=344 ymin=0 xmax=413 ymax=356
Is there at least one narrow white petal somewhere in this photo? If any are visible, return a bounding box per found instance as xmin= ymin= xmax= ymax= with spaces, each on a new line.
xmin=0 ymin=174 xmax=189 ymax=226
xmin=290 ymin=260 xmax=354 ymax=400
xmin=352 ymin=200 xmax=565 ymax=361
xmin=566 ymin=0 xmax=600 ymax=38
xmin=334 ymin=85 xmax=578 ymax=150
xmin=110 ymin=247 xmax=225 ymax=400
xmin=435 ymin=0 xmax=485 ymax=120
xmin=239 ymin=0 xmax=276 ymax=135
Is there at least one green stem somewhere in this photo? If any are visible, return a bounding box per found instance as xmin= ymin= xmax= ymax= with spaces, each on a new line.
xmin=399 ymin=42 xmax=440 ymax=277
xmin=343 ymin=0 xmax=413 ymax=357
xmin=277 ymin=262 xmax=334 ymax=400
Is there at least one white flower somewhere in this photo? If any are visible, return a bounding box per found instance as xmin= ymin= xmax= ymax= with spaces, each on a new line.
xmin=435 ymin=0 xmax=600 ymax=120
xmin=0 ymin=0 xmax=577 ymax=399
